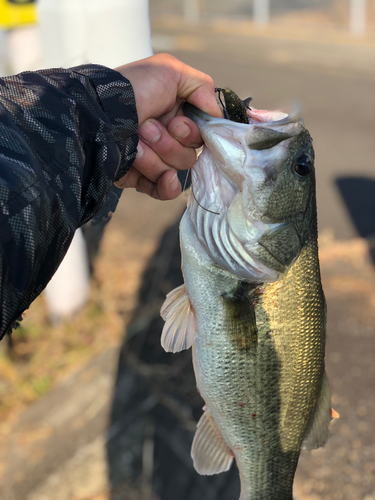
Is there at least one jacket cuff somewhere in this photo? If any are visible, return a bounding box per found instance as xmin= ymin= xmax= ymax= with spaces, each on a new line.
xmin=71 ymin=64 xmax=139 ymax=181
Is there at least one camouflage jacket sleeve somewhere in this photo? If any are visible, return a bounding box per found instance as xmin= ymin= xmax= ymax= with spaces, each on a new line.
xmin=0 ymin=64 xmax=139 ymax=338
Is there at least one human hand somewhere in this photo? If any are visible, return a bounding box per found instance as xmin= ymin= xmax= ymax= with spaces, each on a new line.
xmin=114 ymin=53 xmax=220 ymax=200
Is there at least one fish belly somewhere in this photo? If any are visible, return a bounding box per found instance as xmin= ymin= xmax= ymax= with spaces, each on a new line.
xmin=181 ymin=213 xmax=326 ymax=500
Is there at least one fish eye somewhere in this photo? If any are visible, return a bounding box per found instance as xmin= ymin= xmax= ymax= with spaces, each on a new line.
xmin=294 ymin=155 xmax=313 ymax=177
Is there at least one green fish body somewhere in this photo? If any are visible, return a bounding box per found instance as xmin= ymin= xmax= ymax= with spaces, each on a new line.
xmin=161 ymin=99 xmax=333 ymax=499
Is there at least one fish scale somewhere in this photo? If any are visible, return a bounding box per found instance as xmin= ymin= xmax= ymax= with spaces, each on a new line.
xmin=183 ymin=217 xmax=324 ymax=499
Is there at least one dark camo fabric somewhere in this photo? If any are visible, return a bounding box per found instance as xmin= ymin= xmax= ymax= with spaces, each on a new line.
xmin=0 ymin=64 xmax=138 ymax=339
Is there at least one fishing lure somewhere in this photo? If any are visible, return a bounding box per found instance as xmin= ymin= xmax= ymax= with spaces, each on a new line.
xmin=215 ymin=88 xmax=252 ymax=124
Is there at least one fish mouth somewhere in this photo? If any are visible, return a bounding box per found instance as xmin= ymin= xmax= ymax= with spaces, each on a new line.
xmin=184 ymin=103 xmax=248 ymax=188
xmin=183 ymin=103 xmax=249 ymax=133
xmin=183 ymin=102 xmax=304 ymax=191
xmin=183 ymin=102 xmax=301 ymax=128
xmin=183 ymin=102 xmax=228 ymax=126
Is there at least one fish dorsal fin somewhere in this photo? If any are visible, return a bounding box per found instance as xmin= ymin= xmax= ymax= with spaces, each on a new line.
xmin=160 ymin=284 xmax=197 ymax=353
xmin=302 ymin=372 xmax=333 ymax=450
xmin=191 ymin=407 xmax=233 ymax=475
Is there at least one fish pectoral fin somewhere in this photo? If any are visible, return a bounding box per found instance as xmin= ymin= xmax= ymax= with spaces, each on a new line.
xmin=160 ymin=284 xmax=197 ymax=353
xmin=191 ymin=407 xmax=233 ymax=475
xmin=302 ymin=372 xmax=333 ymax=450
xmin=331 ymin=408 xmax=340 ymax=419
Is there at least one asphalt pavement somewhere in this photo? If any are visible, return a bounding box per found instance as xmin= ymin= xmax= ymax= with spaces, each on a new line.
xmin=151 ymin=18 xmax=375 ymax=240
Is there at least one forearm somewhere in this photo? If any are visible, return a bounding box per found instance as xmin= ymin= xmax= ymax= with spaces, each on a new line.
xmin=0 ymin=65 xmax=138 ymax=338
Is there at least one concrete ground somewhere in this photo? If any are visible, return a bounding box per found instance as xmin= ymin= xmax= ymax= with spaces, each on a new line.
xmin=151 ymin=15 xmax=375 ymax=240
xmin=1 ymin=16 xmax=375 ymax=500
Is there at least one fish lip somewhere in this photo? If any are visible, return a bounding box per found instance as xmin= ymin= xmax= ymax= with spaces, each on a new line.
xmin=183 ymin=102 xmax=228 ymax=125
xmin=183 ymin=102 xmax=300 ymax=128
xmin=183 ymin=103 xmax=249 ymax=133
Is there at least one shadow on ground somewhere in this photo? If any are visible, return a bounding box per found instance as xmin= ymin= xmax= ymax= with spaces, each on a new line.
xmin=106 ymin=215 xmax=240 ymax=500
xmin=2 ymin=202 xmax=375 ymax=499
xmin=336 ymin=176 xmax=375 ymax=262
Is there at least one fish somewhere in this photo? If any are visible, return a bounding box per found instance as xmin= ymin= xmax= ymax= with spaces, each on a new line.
xmin=160 ymin=91 xmax=335 ymax=499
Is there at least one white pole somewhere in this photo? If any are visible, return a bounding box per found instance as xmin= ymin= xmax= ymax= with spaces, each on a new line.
xmin=253 ymin=0 xmax=270 ymax=26
xmin=38 ymin=0 xmax=153 ymax=320
xmin=37 ymin=0 xmax=153 ymax=69
xmin=44 ymin=229 xmax=91 ymax=322
xmin=350 ymin=0 xmax=366 ymax=36
xmin=7 ymin=26 xmax=43 ymax=74
xmin=0 ymin=31 xmax=9 ymax=76
xmin=183 ymin=0 xmax=200 ymax=25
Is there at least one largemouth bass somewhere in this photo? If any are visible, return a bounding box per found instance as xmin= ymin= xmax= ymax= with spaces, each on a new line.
xmin=160 ymin=93 xmax=334 ymax=499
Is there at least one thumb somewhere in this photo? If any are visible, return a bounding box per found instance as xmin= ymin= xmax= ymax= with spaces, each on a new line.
xmin=175 ymin=61 xmax=221 ymax=118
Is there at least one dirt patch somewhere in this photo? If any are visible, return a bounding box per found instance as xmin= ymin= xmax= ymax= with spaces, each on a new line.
xmin=0 ymin=190 xmax=186 ymax=443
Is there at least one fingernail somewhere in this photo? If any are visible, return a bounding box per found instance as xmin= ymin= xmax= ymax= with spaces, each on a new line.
xmin=140 ymin=120 xmax=161 ymax=143
xmin=172 ymin=121 xmax=191 ymax=139
xmin=136 ymin=142 xmax=144 ymax=159
xmin=169 ymin=173 xmax=180 ymax=192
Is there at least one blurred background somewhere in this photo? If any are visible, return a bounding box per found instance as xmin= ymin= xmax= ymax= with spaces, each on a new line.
xmin=0 ymin=1 xmax=374 ymax=499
